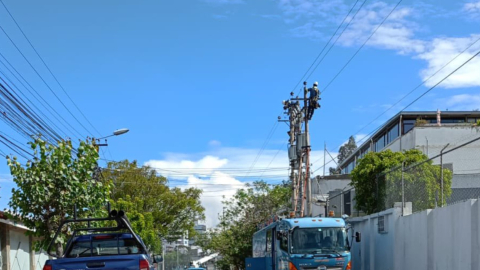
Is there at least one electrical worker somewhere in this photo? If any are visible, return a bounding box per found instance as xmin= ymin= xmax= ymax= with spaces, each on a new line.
xmin=307 ymin=82 xmax=320 ymax=120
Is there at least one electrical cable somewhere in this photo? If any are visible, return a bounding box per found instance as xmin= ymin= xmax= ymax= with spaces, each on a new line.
xmin=322 ymin=0 xmax=403 ymax=93
xmin=0 ymin=25 xmax=91 ymax=136
xmin=0 ymin=0 xmax=102 ymax=137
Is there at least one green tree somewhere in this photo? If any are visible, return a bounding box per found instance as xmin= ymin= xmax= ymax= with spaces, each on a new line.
xmin=7 ymin=138 xmax=110 ymax=256
xmin=198 ymin=181 xmax=290 ymax=270
xmin=102 ymin=160 xmax=205 ymax=254
xmin=338 ymin=136 xmax=357 ymax=164
xmin=329 ymin=135 xmax=357 ymax=175
xmin=351 ymin=149 xmax=452 ymax=214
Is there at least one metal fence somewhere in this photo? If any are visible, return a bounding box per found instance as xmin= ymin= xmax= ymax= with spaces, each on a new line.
xmin=382 ymin=164 xmax=480 ymax=213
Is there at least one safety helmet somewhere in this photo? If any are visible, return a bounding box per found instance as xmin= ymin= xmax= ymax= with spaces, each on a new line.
xmin=313 ymin=81 xmax=318 ymax=86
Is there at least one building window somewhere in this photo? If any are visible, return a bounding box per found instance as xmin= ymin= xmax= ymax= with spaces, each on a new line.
xmin=387 ymin=124 xmax=399 ymax=144
xmin=442 ymin=118 xmax=465 ymax=123
xmin=378 ymin=215 xmax=387 ymax=233
xmin=467 ymin=118 xmax=479 ymax=123
xmin=403 ymin=119 xmax=415 ymax=134
xmin=374 ymin=134 xmax=386 ymax=152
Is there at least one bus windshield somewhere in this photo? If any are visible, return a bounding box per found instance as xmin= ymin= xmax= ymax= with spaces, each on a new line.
xmin=291 ymin=227 xmax=347 ymax=254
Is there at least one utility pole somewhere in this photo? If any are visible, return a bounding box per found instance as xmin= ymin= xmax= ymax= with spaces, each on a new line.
xmin=280 ymin=81 xmax=319 ymax=218
xmin=303 ymin=82 xmax=312 ymax=217
xmin=323 ymin=142 xmax=326 ymax=177
xmin=440 ymin=143 xmax=450 ymax=207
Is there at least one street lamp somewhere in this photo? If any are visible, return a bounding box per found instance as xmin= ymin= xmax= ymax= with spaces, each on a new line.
xmin=95 ymin=128 xmax=129 ymax=146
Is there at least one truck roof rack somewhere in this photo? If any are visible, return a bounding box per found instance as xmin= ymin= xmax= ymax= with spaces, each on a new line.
xmin=47 ymin=203 xmax=147 ymax=258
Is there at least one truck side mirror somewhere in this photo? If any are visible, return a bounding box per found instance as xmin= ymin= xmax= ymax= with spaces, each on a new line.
xmin=355 ymin=232 xmax=361 ymax=243
xmin=153 ymin=255 xmax=163 ymax=263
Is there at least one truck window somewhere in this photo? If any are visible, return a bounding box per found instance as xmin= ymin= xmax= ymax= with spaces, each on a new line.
xmin=67 ymin=235 xmax=143 ymax=257
xmin=266 ymin=230 xmax=272 ymax=254
xmin=279 ymin=232 xmax=288 ymax=251
xmin=291 ymin=228 xmax=347 ymax=254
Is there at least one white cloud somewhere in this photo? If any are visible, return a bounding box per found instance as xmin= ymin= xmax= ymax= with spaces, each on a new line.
xmin=275 ymin=0 xmax=480 ymax=89
xmin=464 ymin=1 xmax=480 ymax=13
xmin=145 ymin=155 xmax=229 ymax=179
xmin=176 ymin=173 xmax=245 ymax=228
xmin=144 ymin=145 xmax=333 ymax=228
xmin=436 ymin=94 xmax=480 ymax=111
xmin=208 ymin=140 xmax=222 ymax=147
xmin=278 ymin=0 xmax=346 ymax=21
xmin=418 ymin=35 xmax=480 ymax=89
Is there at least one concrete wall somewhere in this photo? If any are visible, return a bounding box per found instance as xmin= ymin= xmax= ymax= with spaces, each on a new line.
xmin=415 ymin=126 xmax=480 ymax=173
xmin=0 ymin=220 xmax=48 ymax=270
xmin=9 ymin=229 xmax=30 ymax=270
xmin=350 ymin=199 xmax=480 ymax=270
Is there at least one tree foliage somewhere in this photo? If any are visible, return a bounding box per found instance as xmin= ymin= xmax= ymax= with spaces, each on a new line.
xmin=350 ymin=149 xmax=452 ymax=214
xmin=7 ymin=138 xmax=110 ymax=256
xmin=337 ymin=136 xmax=357 ymax=164
xmin=198 ymin=181 xmax=291 ymax=270
xmin=102 ymin=160 xmax=205 ymax=254
xmin=329 ymin=135 xmax=357 ymax=175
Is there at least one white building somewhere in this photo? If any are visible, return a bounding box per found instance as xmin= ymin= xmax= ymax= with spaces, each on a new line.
xmin=314 ymin=111 xmax=480 ymax=217
xmin=0 ymin=212 xmax=49 ymax=270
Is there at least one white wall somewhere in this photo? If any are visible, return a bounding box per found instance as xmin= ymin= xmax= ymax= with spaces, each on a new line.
xmin=34 ymin=250 xmax=49 ymax=270
xmin=9 ymin=230 xmax=30 ymax=270
xmin=350 ymin=199 xmax=480 ymax=270
xmin=415 ymin=127 xmax=480 ymax=173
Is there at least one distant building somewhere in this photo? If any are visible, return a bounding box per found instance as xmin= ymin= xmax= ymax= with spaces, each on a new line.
xmin=189 ymin=224 xmax=207 ymax=246
xmin=338 ymin=111 xmax=480 ymax=174
xmin=313 ymin=111 xmax=480 ymax=216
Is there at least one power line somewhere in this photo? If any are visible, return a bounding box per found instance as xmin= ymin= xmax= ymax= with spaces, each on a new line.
xmin=0 ymin=53 xmax=82 ymax=139
xmin=401 ymin=50 xmax=480 ymax=111
xmin=290 ymin=0 xmax=362 ymax=92
xmin=0 ymin=0 xmax=102 ymax=137
xmin=0 ymin=25 xmax=92 ymax=136
xmin=305 ymin=0 xmax=368 ymax=81
xmin=255 ymin=0 xmax=369 ymax=181
xmin=345 ymin=35 xmax=480 ymax=143
xmin=312 ymin=32 xmax=480 ymax=173
xmin=0 ymin=73 xmax=64 ymax=143
xmin=322 ymin=0 xmax=403 ymax=93
xmin=243 ymin=121 xmax=279 ymax=177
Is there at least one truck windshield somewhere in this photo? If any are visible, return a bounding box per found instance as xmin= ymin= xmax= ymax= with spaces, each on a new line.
xmin=290 ymin=227 xmax=347 ymax=254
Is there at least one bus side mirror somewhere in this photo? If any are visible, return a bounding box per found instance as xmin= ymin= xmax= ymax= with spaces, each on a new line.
xmin=355 ymin=232 xmax=361 ymax=242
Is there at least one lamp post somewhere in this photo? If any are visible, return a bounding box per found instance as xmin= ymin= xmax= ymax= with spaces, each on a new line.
xmin=95 ymin=128 xmax=130 ymax=146
xmin=175 ymin=245 xmax=187 ymax=270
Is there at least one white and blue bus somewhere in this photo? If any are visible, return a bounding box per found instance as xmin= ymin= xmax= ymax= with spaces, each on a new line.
xmin=246 ymin=217 xmax=355 ymax=270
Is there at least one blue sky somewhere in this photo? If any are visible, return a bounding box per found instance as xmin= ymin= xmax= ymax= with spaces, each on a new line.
xmin=0 ymin=0 xmax=479 ymax=227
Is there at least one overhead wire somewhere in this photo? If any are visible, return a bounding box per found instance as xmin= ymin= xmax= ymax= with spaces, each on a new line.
xmin=0 ymin=0 xmax=102 ymax=137
xmin=312 ymin=43 xmax=480 ymax=174
xmin=290 ymin=0 xmax=362 ymax=93
xmin=344 ymin=35 xmax=480 ymax=143
xmin=255 ymin=0 xmax=369 ymax=181
xmin=322 ymin=0 xmax=403 ymax=93
xmin=305 ymin=0 xmax=368 ymax=81
xmin=0 ymin=75 xmax=63 ymax=143
xmin=0 ymin=53 xmax=81 ymax=140
xmin=0 ymin=25 xmax=92 ymax=137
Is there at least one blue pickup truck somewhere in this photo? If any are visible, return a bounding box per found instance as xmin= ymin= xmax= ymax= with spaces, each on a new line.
xmin=43 ymin=207 xmax=161 ymax=270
